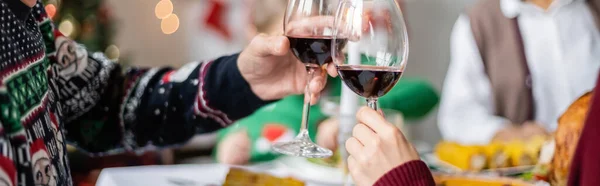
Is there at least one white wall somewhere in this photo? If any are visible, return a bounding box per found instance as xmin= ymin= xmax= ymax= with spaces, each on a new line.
xmin=106 ymin=0 xmax=189 ymax=67
xmin=108 ymin=0 xmax=478 ymax=146
xmin=105 ymin=0 xmax=248 ymax=68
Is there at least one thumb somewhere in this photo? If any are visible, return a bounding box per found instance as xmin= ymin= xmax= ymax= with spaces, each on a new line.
xmin=248 ymin=34 xmax=289 ymax=56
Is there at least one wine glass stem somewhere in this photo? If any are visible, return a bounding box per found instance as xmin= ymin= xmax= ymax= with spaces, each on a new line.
xmin=367 ymin=97 xmax=378 ymax=111
xmin=300 ymin=66 xmax=317 ymax=135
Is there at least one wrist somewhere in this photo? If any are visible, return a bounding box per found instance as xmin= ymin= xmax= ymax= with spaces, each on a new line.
xmin=237 ymin=53 xmax=289 ymax=101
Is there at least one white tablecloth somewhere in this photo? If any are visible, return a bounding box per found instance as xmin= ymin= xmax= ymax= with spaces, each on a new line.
xmin=96 ymin=161 xmax=341 ymax=186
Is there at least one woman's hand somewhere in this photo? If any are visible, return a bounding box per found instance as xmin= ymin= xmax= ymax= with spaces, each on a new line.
xmin=346 ymin=107 xmax=420 ymax=186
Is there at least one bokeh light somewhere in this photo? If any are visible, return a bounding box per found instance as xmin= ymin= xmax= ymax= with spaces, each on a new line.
xmin=161 ymin=14 xmax=179 ymax=35
xmin=45 ymin=4 xmax=57 ymax=19
xmin=105 ymin=45 xmax=120 ymax=60
xmin=58 ymin=20 xmax=74 ymax=37
xmin=155 ymin=0 xmax=173 ymax=19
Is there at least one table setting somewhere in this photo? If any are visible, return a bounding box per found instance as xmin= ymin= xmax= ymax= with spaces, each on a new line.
xmin=97 ymin=157 xmax=344 ymax=186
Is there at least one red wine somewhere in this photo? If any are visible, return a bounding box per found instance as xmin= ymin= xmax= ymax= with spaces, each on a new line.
xmin=288 ymin=36 xmax=347 ymax=67
xmin=337 ymin=65 xmax=403 ymax=98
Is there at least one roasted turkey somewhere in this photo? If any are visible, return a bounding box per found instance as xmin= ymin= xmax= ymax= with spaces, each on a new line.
xmin=549 ymin=92 xmax=593 ymax=185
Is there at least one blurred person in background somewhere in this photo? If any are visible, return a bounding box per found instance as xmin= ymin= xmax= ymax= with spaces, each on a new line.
xmin=214 ymin=0 xmax=440 ymax=166
xmin=0 ymin=0 xmax=334 ymax=185
xmin=438 ymin=0 xmax=600 ymax=144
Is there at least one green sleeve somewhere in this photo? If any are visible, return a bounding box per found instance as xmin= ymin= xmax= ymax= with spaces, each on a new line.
xmin=214 ymin=95 xmax=326 ymax=163
xmin=378 ymin=78 xmax=440 ymax=120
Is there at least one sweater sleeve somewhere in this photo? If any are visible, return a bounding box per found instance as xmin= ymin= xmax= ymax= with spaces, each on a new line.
xmin=374 ymin=160 xmax=436 ymax=186
xmin=33 ymin=1 xmax=271 ymax=155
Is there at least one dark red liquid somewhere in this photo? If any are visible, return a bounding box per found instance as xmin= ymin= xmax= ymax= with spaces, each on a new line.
xmin=288 ymin=36 xmax=347 ymax=67
xmin=337 ymin=65 xmax=403 ymax=98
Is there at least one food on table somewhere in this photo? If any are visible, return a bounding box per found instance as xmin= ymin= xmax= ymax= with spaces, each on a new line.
xmin=505 ymin=141 xmax=535 ymax=166
xmin=483 ymin=142 xmax=509 ymax=169
xmin=505 ymin=136 xmax=547 ymax=167
xmin=433 ymin=173 xmax=534 ymax=186
xmin=547 ymin=92 xmax=592 ymax=186
xmin=529 ymin=140 xmax=554 ymax=181
xmin=223 ymin=167 xmax=304 ymax=186
xmin=435 ymin=136 xmax=549 ymax=171
xmin=435 ymin=141 xmax=487 ymax=171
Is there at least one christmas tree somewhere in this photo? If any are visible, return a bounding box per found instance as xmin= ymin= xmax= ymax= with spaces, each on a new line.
xmin=42 ymin=0 xmax=121 ymax=61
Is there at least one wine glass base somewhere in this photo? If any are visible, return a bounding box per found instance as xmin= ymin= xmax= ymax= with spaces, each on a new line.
xmin=272 ymin=140 xmax=333 ymax=158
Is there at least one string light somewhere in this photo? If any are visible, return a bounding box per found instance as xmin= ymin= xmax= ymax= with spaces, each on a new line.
xmin=45 ymin=4 xmax=57 ymax=19
xmin=155 ymin=0 xmax=173 ymax=19
xmin=58 ymin=20 xmax=74 ymax=37
xmin=105 ymin=45 xmax=120 ymax=60
xmin=156 ymin=0 xmax=178 ymax=35
xmin=161 ymin=14 xmax=179 ymax=35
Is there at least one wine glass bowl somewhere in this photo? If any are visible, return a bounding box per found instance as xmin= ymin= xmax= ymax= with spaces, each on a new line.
xmin=332 ymin=0 xmax=409 ymax=110
xmin=272 ymin=0 xmax=345 ymax=158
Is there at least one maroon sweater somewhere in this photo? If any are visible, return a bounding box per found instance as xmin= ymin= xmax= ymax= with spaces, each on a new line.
xmin=374 ymin=160 xmax=435 ymax=186
xmin=567 ymin=73 xmax=600 ymax=186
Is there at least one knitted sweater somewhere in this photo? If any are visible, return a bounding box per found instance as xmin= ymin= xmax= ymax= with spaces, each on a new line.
xmin=0 ymin=0 xmax=270 ymax=185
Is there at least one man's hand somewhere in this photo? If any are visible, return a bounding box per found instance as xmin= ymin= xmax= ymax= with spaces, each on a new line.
xmin=238 ymin=34 xmax=337 ymax=104
xmin=346 ymin=107 xmax=419 ymax=186
xmin=492 ymin=121 xmax=549 ymax=142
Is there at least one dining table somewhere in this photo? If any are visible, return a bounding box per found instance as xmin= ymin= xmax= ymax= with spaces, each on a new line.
xmin=96 ymin=156 xmax=348 ymax=186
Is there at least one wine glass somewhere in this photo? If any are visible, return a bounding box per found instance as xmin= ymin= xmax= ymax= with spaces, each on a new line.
xmin=271 ymin=0 xmax=346 ymax=158
xmin=332 ymin=0 xmax=409 ymax=111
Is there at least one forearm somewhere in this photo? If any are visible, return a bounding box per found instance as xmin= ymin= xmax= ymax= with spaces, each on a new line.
xmin=61 ymin=53 xmax=273 ymax=155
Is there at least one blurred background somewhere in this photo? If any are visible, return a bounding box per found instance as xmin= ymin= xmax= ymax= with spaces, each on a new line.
xmin=46 ymin=0 xmax=475 ymax=144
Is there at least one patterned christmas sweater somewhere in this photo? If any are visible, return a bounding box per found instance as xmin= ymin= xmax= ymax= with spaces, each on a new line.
xmin=0 ymin=0 xmax=270 ymax=185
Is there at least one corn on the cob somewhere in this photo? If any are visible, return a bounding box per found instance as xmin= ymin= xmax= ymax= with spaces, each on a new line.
xmin=505 ymin=140 xmax=539 ymax=166
xmin=435 ymin=142 xmax=486 ymax=171
xmin=483 ymin=142 xmax=510 ymax=169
